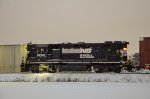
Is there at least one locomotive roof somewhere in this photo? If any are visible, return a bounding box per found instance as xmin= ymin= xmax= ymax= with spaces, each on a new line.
xmin=27 ymin=41 xmax=129 ymax=45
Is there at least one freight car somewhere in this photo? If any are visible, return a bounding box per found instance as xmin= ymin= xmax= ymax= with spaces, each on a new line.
xmin=21 ymin=41 xmax=129 ymax=73
xmin=140 ymin=37 xmax=150 ymax=69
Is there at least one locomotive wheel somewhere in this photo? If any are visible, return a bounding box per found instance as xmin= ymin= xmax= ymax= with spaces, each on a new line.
xmin=95 ymin=68 xmax=102 ymax=73
xmin=47 ymin=65 xmax=56 ymax=73
xmin=56 ymin=66 xmax=61 ymax=72
xmin=31 ymin=65 xmax=39 ymax=73
xmin=114 ymin=66 xmax=121 ymax=73
xmin=51 ymin=65 xmax=57 ymax=73
xmin=86 ymin=65 xmax=92 ymax=71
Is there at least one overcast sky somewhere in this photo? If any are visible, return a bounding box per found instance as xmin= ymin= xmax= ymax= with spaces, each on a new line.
xmin=0 ymin=0 xmax=150 ymax=54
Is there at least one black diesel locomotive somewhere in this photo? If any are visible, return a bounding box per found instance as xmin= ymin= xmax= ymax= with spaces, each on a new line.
xmin=21 ymin=41 xmax=129 ymax=73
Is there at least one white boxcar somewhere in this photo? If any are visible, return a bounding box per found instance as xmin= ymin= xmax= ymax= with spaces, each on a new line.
xmin=0 ymin=44 xmax=27 ymax=73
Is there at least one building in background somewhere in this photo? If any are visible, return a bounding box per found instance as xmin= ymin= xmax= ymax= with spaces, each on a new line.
xmin=0 ymin=45 xmax=27 ymax=73
xmin=140 ymin=37 xmax=150 ymax=69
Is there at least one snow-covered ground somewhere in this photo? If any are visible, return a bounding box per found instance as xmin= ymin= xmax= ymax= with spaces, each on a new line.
xmin=1 ymin=73 xmax=150 ymax=99
xmin=0 ymin=73 xmax=150 ymax=83
xmin=0 ymin=82 xmax=150 ymax=99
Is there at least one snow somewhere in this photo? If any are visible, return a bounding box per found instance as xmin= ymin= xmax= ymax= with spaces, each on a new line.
xmin=0 ymin=73 xmax=150 ymax=83
xmin=1 ymin=73 xmax=150 ymax=99
xmin=0 ymin=82 xmax=150 ymax=99
xmin=122 ymin=69 xmax=150 ymax=74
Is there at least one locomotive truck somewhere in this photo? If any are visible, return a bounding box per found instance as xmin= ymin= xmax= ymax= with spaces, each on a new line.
xmin=21 ymin=41 xmax=129 ymax=73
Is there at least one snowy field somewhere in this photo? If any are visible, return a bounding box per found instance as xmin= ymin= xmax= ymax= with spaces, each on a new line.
xmin=0 ymin=72 xmax=150 ymax=83
xmin=0 ymin=73 xmax=150 ymax=99
xmin=0 ymin=82 xmax=150 ymax=99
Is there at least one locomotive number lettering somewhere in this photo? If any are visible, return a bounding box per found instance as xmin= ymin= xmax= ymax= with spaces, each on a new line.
xmin=37 ymin=54 xmax=46 ymax=57
xmin=80 ymin=54 xmax=94 ymax=58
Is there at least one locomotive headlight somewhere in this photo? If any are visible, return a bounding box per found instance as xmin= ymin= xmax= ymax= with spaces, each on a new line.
xmin=123 ymin=48 xmax=127 ymax=51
